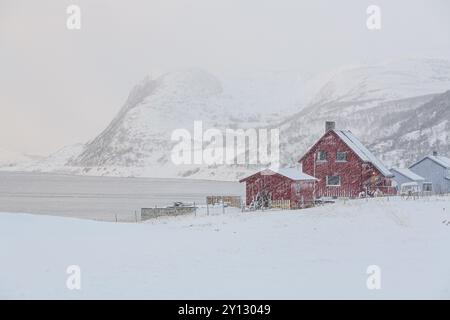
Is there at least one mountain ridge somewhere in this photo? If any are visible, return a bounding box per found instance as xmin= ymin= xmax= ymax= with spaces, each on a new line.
xmin=5 ymin=58 xmax=450 ymax=180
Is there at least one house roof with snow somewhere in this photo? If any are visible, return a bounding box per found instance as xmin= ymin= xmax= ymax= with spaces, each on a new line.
xmin=333 ymin=130 xmax=393 ymax=177
xmin=298 ymin=128 xmax=393 ymax=178
xmin=390 ymin=167 xmax=425 ymax=182
xmin=239 ymin=168 xmax=317 ymax=183
xmin=409 ymin=155 xmax=450 ymax=169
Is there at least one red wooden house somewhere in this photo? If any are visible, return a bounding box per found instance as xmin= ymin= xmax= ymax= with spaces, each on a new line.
xmin=239 ymin=168 xmax=317 ymax=209
xmin=299 ymin=121 xmax=395 ymax=198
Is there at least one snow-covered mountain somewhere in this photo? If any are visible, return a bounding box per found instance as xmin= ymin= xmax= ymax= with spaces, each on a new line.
xmin=370 ymin=89 xmax=450 ymax=167
xmin=18 ymin=143 xmax=85 ymax=173
xmin=0 ymin=147 xmax=36 ymax=167
xmin=278 ymin=58 xmax=450 ymax=168
xmin=306 ymin=58 xmax=450 ymax=105
xmin=8 ymin=58 xmax=450 ymax=180
xmin=11 ymin=69 xmax=305 ymax=179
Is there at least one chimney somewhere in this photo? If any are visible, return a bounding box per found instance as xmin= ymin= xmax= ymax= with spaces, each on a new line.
xmin=325 ymin=121 xmax=336 ymax=133
xmin=433 ymin=151 xmax=438 ymax=156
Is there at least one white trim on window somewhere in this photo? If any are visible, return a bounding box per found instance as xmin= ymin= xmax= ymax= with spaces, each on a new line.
xmin=326 ymin=175 xmax=341 ymax=187
xmin=316 ymin=151 xmax=327 ymax=162
xmin=422 ymin=182 xmax=433 ymax=192
xmin=336 ymin=151 xmax=347 ymax=162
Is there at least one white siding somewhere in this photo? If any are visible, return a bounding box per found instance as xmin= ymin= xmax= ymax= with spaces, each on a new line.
xmin=409 ymin=158 xmax=450 ymax=193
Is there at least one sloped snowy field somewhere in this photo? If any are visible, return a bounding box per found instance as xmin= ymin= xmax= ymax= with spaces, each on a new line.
xmin=1 ymin=196 xmax=450 ymax=299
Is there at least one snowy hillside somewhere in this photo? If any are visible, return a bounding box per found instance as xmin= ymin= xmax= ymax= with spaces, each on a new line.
xmin=10 ymin=69 xmax=305 ymax=180
xmin=8 ymin=58 xmax=450 ymax=180
xmin=64 ymin=69 xmax=297 ymax=180
xmin=1 ymin=196 xmax=450 ymax=299
xmin=370 ymin=90 xmax=450 ymax=167
xmin=279 ymin=58 xmax=450 ymax=167
xmin=306 ymin=58 xmax=450 ymax=105
xmin=0 ymin=147 xmax=35 ymax=167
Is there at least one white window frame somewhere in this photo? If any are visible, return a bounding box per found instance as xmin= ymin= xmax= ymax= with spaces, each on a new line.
xmin=336 ymin=151 xmax=347 ymax=162
xmin=422 ymin=182 xmax=433 ymax=192
xmin=316 ymin=151 xmax=327 ymax=162
xmin=292 ymin=182 xmax=302 ymax=195
xmin=326 ymin=175 xmax=341 ymax=187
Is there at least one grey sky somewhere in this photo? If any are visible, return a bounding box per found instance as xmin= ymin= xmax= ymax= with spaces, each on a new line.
xmin=1 ymin=0 xmax=450 ymax=155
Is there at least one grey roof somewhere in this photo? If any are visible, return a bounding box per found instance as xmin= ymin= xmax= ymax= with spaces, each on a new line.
xmin=410 ymin=155 xmax=450 ymax=169
xmin=428 ymin=155 xmax=450 ymax=168
xmin=333 ymin=130 xmax=393 ymax=177
xmin=240 ymin=167 xmax=317 ymax=182
xmin=391 ymin=168 xmax=425 ymax=181
xmin=274 ymin=168 xmax=317 ymax=181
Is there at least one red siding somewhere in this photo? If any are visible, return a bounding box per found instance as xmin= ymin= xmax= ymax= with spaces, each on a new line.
xmin=242 ymin=172 xmax=315 ymax=208
xmin=300 ymin=131 xmax=394 ymax=197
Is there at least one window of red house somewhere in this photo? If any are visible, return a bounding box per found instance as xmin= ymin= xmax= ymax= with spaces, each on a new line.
xmin=293 ymin=182 xmax=302 ymax=195
xmin=336 ymin=151 xmax=347 ymax=162
xmin=316 ymin=151 xmax=327 ymax=162
xmin=326 ymin=176 xmax=341 ymax=186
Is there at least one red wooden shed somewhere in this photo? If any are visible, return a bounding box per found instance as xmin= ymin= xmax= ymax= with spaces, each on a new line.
xmin=239 ymin=168 xmax=317 ymax=209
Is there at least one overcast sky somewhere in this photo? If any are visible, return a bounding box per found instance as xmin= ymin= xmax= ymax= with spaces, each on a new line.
xmin=1 ymin=0 xmax=450 ymax=155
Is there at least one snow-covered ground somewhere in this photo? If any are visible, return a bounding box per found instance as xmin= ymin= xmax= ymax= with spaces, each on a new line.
xmin=1 ymin=196 xmax=450 ymax=299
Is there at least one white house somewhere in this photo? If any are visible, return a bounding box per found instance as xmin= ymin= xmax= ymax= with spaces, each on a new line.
xmin=390 ymin=167 xmax=431 ymax=193
xmin=409 ymin=152 xmax=450 ymax=194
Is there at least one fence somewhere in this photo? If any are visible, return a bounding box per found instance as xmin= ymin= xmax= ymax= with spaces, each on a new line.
xmin=315 ymin=186 xmax=396 ymax=198
xmin=271 ymin=199 xmax=291 ymax=210
xmin=206 ymin=196 xmax=242 ymax=208
xmin=141 ymin=206 xmax=196 ymax=221
xmin=315 ymin=187 xmax=358 ymax=198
